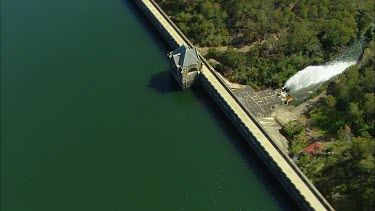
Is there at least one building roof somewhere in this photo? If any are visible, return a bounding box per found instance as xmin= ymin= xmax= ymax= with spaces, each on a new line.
xmin=171 ymin=45 xmax=200 ymax=68
xmin=304 ymin=142 xmax=323 ymax=156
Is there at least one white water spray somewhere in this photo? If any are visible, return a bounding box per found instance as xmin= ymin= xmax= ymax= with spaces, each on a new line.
xmin=284 ymin=61 xmax=356 ymax=91
xmin=284 ymin=41 xmax=363 ymax=100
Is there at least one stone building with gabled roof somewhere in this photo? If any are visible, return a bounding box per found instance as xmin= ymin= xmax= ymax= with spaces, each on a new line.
xmin=168 ymin=45 xmax=202 ymax=89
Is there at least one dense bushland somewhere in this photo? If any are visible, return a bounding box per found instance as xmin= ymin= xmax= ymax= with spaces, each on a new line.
xmin=156 ymin=0 xmax=374 ymax=88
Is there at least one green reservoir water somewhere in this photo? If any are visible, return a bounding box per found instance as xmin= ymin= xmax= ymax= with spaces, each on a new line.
xmin=1 ymin=0 xmax=298 ymax=210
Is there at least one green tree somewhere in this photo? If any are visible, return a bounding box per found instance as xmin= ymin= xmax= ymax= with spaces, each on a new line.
xmin=363 ymin=93 xmax=374 ymax=121
xmin=325 ymin=95 xmax=336 ymax=108
xmin=199 ymin=1 xmax=214 ymax=19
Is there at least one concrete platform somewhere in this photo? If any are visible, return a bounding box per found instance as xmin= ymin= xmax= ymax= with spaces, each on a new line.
xmin=233 ymin=87 xmax=282 ymax=118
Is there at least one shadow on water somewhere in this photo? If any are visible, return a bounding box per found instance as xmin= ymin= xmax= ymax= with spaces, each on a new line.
xmin=125 ymin=0 xmax=180 ymax=94
xmin=148 ymin=70 xmax=181 ymax=94
xmin=191 ymin=84 xmax=300 ymax=211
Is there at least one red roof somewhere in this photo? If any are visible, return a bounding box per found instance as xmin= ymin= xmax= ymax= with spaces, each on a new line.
xmin=304 ymin=142 xmax=323 ymax=156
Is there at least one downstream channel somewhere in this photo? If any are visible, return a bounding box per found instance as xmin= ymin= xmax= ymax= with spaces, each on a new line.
xmin=1 ymin=0 xmax=298 ymax=210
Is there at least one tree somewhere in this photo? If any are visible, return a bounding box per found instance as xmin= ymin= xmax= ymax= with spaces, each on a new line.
xmin=363 ymin=93 xmax=374 ymax=121
xmin=348 ymin=103 xmax=362 ymax=124
xmin=325 ymin=95 xmax=336 ymax=108
xmin=199 ymin=1 xmax=214 ymax=19
xmin=337 ymin=125 xmax=352 ymax=143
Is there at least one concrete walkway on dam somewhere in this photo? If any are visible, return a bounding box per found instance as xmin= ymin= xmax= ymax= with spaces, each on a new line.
xmin=138 ymin=0 xmax=184 ymax=48
xmin=135 ymin=0 xmax=334 ymax=210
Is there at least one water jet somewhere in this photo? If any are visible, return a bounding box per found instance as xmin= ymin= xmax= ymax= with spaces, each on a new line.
xmin=284 ymin=41 xmax=363 ymax=102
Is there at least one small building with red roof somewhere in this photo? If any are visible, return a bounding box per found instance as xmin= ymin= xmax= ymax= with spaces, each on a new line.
xmin=304 ymin=142 xmax=323 ymax=156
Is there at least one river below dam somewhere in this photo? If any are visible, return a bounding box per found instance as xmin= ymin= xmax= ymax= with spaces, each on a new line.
xmin=1 ymin=0 xmax=298 ymax=210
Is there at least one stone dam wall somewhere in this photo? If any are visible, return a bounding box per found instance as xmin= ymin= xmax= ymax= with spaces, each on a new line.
xmin=132 ymin=0 xmax=335 ymax=210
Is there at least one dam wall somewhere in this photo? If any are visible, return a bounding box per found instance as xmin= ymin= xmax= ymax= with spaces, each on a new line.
xmin=132 ymin=0 xmax=334 ymax=210
xmin=133 ymin=0 xmax=187 ymax=48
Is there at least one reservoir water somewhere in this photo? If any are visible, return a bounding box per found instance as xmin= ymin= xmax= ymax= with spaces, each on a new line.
xmin=1 ymin=0 xmax=298 ymax=210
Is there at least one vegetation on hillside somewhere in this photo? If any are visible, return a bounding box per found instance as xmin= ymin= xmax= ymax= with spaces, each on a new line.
xmin=284 ymin=40 xmax=375 ymax=211
xmin=155 ymin=0 xmax=374 ymax=88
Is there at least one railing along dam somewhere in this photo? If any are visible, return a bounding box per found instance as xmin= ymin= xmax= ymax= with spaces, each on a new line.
xmin=133 ymin=0 xmax=335 ymax=210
